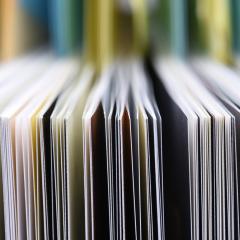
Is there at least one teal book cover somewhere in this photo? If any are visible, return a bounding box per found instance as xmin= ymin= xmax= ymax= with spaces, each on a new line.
xmin=231 ymin=0 xmax=240 ymax=53
xmin=49 ymin=0 xmax=83 ymax=55
xmin=170 ymin=0 xmax=188 ymax=57
xmin=150 ymin=0 xmax=188 ymax=56
xmin=20 ymin=0 xmax=49 ymax=25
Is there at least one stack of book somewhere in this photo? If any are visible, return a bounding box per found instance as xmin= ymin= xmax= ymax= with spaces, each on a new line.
xmin=0 ymin=1 xmax=240 ymax=240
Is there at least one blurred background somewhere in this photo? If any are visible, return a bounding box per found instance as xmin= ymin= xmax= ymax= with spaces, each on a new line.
xmin=0 ymin=0 xmax=240 ymax=67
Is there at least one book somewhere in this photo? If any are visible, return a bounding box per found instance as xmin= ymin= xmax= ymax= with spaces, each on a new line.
xmin=0 ymin=0 xmax=48 ymax=60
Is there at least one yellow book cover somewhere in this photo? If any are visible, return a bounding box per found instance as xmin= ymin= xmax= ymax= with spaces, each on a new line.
xmin=197 ymin=0 xmax=233 ymax=63
xmin=85 ymin=0 xmax=115 ymax=72
xmin=0 ymin=0 xmax=2 ymax=56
